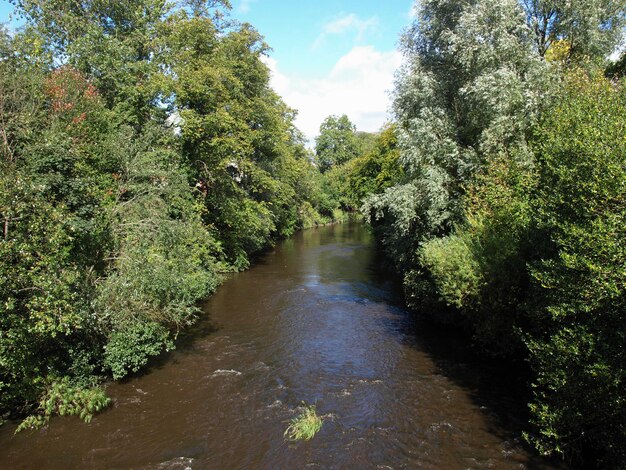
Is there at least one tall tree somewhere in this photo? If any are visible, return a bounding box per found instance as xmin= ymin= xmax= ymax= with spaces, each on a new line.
xmin=521 ymin=0 xmax=626 ymax=59
xmin=315 ymin=114 xmax=360 ymax=173
xmin=364 ymin=0 xmax=550 ymax=271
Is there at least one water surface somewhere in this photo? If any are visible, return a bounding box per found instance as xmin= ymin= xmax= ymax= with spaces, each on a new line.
xmin=0 ymin=223 xmax=556 ymax=469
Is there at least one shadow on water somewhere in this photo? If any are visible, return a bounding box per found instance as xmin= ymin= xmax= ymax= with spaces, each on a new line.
xmin=364 ymin=240 xmax=566 ymax=469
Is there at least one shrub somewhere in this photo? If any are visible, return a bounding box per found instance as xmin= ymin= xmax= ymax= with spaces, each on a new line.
xmin=16 ymin=377 xmax=110 ymax=432
xmin=104 ymin=321 xmax=174 ymax=380
xmin=524 ymin=72 xmax=626 ymax=465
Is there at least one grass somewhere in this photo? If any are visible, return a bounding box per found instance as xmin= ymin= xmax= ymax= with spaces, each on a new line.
xmin=284 ymin=403 xmax=323 ymax=441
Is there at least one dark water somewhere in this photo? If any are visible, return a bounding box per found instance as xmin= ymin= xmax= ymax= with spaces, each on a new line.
xmin=0 ymin=223 xmax=557 ymax=469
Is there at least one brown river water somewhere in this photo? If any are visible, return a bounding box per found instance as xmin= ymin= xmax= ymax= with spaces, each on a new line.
xmin=0 ymin=222 xmax=559 ymax=469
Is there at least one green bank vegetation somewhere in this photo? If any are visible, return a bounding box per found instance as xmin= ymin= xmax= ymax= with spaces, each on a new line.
xmin=0 ymin=0 xmax=344 ymax=430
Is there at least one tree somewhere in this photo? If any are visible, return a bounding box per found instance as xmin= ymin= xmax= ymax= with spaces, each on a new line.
xmin=335 ymin=124 xmax=403 ymax=210
xmin=363 ymin=0 xmax=550 ymax=271
xmin=315 ymin=114 xmax=360 ymax=173
xmin=361 ymin=1 xmax=626 ymax=462
xmin=162 ymin=11 xmax=328 ymax=267
xmin=1 ymin=0 xmax=334 ymax=428
xmin=521 ymin=0 xmax=626 ymax=59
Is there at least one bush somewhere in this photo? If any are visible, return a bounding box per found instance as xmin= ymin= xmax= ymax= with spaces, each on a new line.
xmin=420 ymin=230 xmax=482 ymax=310
xmin=524 ymin=72 xmax=626 ymax=465
xmin=104 ymin=321 xmax=174 ymax=380
xmin=16 ymin=377 xmax=110 ymax=432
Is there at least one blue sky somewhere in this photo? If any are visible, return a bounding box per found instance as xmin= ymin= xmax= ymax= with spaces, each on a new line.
xmin=231 ymin=0 xmax=411 ymax=77
xmin=229 ymin=0 xmax=414 ymax=139
xmin=1 ymin=0 xmax=415 ymax=139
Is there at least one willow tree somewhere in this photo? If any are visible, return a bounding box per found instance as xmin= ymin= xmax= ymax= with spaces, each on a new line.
xmin=521 ymin=0 xmax=626 ymax=58
xmin=365 ymin=0 xmax=626 ymax=292
xmin=364 ymin=0 xmax=550 ymax=271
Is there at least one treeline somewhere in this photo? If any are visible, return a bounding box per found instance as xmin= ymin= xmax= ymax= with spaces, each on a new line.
xmin=330 ymin=0 xmax=626 ymax=466
xmin=311 ymin=115 xmax=403 ymax=214
xmin=0 ymin=0 xmax=339 ymax=428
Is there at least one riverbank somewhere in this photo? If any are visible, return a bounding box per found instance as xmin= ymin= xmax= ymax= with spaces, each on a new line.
xmin=0 ymin=222 xmax=561 ymax=469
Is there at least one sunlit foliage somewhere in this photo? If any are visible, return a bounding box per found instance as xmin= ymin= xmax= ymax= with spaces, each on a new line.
xmin=0 ymin=1 xmax=333 ymax=428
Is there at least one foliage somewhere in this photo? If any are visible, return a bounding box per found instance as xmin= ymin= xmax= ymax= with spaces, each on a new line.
xmin=323 ymin=124 xmax=403 ymax=214
xmin=358 ymin=0 xmax=626 ymax=464
xmin=354 ymin=131 xmax=377 ymax=155
xmin=16 ymin=377 xmax=110 ymax=432
xmin=364 ymin=0 xmax=554 ymax=280
xmin=348 ymin=124 xmax=403 ymax=206
xmin=420 ymin=156 xmax=537 ymax=353
xmin=606 ymin=52 xmax=626 ymax=79
xmin=420 ymin=229 xmax=482 ymax=311
xmin=163 ymin=11 xmax=330 ymax=266
xmin=520 ymin=0 xmax=626 ymax=59
xmin=0 ymin=173 xmax=88 ymax=410
xmin=104 ymin=320 xmax=174 ymax=380
xmin=365 ymin=0 xmax=625 ymax=266
xmin=284 ymin=403 xmax=323 ymax=441
xmin=524 ymin=72 xmax=626 ymax=465
xmin=1 ymin=0 xmax=335 ymax=428
xmin=315 ymin=114 xmax=361 ymax=173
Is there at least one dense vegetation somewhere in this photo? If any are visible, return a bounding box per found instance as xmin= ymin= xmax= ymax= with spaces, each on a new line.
xmin=0 ymin=0 xmax=340 ymax=429
xmin=315 ymin=116 xmax=403 ymax=213
xmin=329 ymin=0 xmax=626 ymax=466
xmin=2 ymin=0 xmax=625 ymax=466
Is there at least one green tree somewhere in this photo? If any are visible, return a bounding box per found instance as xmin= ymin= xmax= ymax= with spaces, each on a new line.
xmin=349 ymin=124 xmax=402 ymax=205
xmin=363 ymin=0 xmax=550 ymax=273
xmin=521 ymin=0 xmax=626 ymax=59
xmin=360 ymin=1 xmax=626 ymax=463
xmin=315 ymin=114 xmax=360 ymax=173
xmin=162 ymin=11 xmax=330 ymax=267
xmin=14 ymin=0 xmax=177 ymax=127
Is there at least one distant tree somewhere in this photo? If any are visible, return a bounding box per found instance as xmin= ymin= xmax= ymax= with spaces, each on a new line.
xmin=354 ymin=131 xmax=377 ymax=155
xmin=314 ymin=114 xmax=360 ymax=173
xmin=349 ymin=124 xmax=402 ymax=206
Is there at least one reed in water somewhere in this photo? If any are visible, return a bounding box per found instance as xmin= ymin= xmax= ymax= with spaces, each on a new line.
xmin=284 ymin=404 xmax=323 ymax=441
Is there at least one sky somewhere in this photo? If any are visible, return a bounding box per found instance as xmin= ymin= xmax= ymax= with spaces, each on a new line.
xmin=230 ymin=0 xmax=414 ymax=140
xmin=0 ymin=0 xmax=414 ymax=141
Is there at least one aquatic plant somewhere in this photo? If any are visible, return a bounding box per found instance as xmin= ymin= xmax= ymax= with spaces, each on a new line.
xmin=284 ymin=403 xmax=323 ymax=441
xmin=15 ymin=378 xmax=111 ymax=433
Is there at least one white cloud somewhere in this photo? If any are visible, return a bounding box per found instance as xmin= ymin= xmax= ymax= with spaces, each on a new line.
xmin=263 ymin=46 xmax=403 ymax=143
xmin=313 ymin=13 xmax=379 ymax=49
xmin=238 ymin=0 xmax=257 ymax=14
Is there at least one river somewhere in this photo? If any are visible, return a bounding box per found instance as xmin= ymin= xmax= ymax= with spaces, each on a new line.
xmin=0 ymin=222 xmax=558 ymax=469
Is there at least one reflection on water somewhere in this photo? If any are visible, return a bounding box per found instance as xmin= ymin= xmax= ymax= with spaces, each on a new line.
xmin=0 ymin=222 xmax=559 ymax=469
